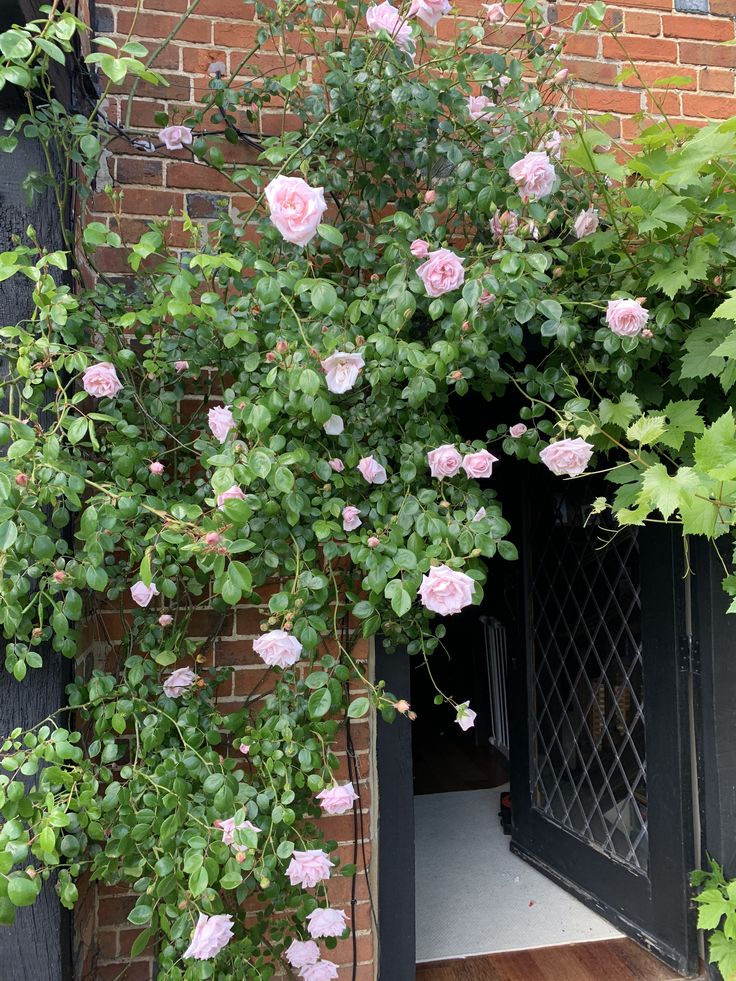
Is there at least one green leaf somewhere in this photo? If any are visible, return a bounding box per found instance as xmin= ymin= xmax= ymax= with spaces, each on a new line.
xmin=127 ymin=904 xmax=153 ymax=926
xmin=228 ymin=560 xmax=252 ymax=593
xmin=626 ymin=414 xmax=667 ymax=446
xmin=7 ymin=875 xmax=39 ymax=907
xmin=347 ymin=697 xmax=370 ymax=719
xmin=390 ymin=586 xmax=412 ymax=617
xmin=307 ymin=688 xmax=332 ymax=718
xmin=311 ymin=282 xmax=337 ymax=315
xmin=67 ymin=416 xmax=88 ymax=444
xmin=317 ymin=224 xmax=343 ymax=246
xmin=694 ymin=411 xmax=736 ymax=481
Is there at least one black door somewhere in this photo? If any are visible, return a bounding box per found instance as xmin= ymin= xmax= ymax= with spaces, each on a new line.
xmin=509 ymin=474 xmax=698 ymax=975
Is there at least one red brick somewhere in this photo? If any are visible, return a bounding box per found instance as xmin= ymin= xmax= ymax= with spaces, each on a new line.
xmin=117 ymin=11 xmax=213 ymax=44
xmin=711 ymin=0 xmax=736 ymax=14
xmin=621 ymin=64 xmax=696 ymax=89
xmin=624 ymin=12 xmax=661 ymax=37
xmin=563 ymin=58 xmax=619 ymax=85
xmin=645 ymin=91 xmax=681 ymax=115
xmin=560 ymin=34 xmax=599 ymax=58
xmin=699 ymin=68 xmax=735 ymax=93
xmin=682 ymin=92 xmax=736 ymax=119
xmin=602 ymin=36 xmax=677 ymax=62
xmin=662 ymin=15 xmax=734 ymax=42
xmin=115 ymin=157 xmax=164 ymax=186
xmin=573 ymin=87 xmax=643 ymax=113
xmin=679 ymin=40 xmax=736 ymax=69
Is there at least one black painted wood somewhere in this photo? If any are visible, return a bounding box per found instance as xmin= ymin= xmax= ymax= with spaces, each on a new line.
xmin=375 ymin=636 xmax=415 ymax=981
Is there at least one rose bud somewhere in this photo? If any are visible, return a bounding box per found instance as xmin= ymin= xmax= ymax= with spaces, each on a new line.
xmin=204 ymin=532 xmax=221 ymax=545
xmin=149 ymin=461 xmax=164 ymax=475
xmin=367 ymin=536 xmax=380 ymax=548
xmin=276 ymin=339 xmax=288 ymax=353
xmin=159 ymin=614 xmax=173 ymax=627
xmin=15 ymin=473 xmax=28 ymax=487
xmin=554 ymin=68 xmax=569 ymax=83
xmin=452 ymin=370 xmax=463 ymax=381
xmin=52 ymin=570 xmax=66 ymax=583
xmin=395 ymin=699 xmax=410 ymax=713
xmin=265 ymin=351 xmax=276 ymax=362
xmin=425 ymin=189 xmax=436 ymax=204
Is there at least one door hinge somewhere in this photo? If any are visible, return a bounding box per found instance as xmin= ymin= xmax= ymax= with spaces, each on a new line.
xmin=680 ymin=635 xmax=700 ymax=676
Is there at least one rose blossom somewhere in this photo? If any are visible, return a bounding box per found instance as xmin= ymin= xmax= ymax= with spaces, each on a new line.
xmin=183 ymin=913 xmax=234 ymax=960
xmin=467 ymin=95 xmax=494 ymax=121
xmin=163 ymin=667 xmax=197 ymax=698
xmin=483 ymin=2 xmax=505 ymax=23
xmin=472 ymin=507 xmax=486 ymax=522
xmin=329 ymin=458 xmax=345 ymax=473
xmin=204 ymin=531 xmax=222 ymax=546
xmin=82 ymin=362 xmax=123 ymax=399
xmin=130 ymin=580 xmax=159 ymax=608
xmin=158 ymin=614 xmax=173 ymax=627
xmin=418 ymin=564 xmax=475 ymax=615
xmin=286 ymin=940 xmax=320 ymax=969
xmin=367 ymin=536 xmax=380 ymax=548
xmin=509 ymin=151 xmax=556 ymax=201
xmin=253 ymin=629 xmax=303 ymax=669
xmin=479 ymin=290 xmax=495 ymax=306
xmin=149 ymin=461 xmax=164 ymax=475
xmin=573 ymin=207 xmax=599 ymax=239
xmin=491 ymin=209 xmax=519 ymax=240
xmin=323 ymin=414 xmax=344 ymax=435
xmin=239 ymin=743 xmax=250 ymax=754
xmin=539 ymin=437 xmax=594 ymax=477
xmin=357 ymin=455 xmax=388 ymax=484
xmin=606 ymin=298 xmax=649 ymax=337
xmin=410 ymin=238 xmax=430 ymax=258
xmin=427 ymin=444 xmax=462 ymax=479
xmin=342 ymin=506 xmax=362 ymax=532
xmin=158 ymin=125 xmax=193 ymax=151
xmin=264 ymin=175 xmax=327 ymax=247
xmin=395 ymin=699 xmax=410 ymax=713
xmin=510 ymin=423 xmax=528 ymax=438
xmin=366 ymin=2 xmax=414 ymax=54
xmin=462 ymin=449 xmax=498 ymax=479
xmin=409 ymin=0 xmax=451 ymax=28
xmin=175 ymin=360 xmax=189 ymax=372
xmin=301 ymin=962 xmax=339 ymax=981
xmin=15 ymin=473 xmax=28 ymax=487
xmin=208 ymin=405 xmax=235 ymax=443
xmin=456 ymin=702 xmax=477 ymax=731
xmin=216 ymin=484 xmax=246 ymax=509
xmin=545 ymin=130 xmax=563 ymax=160
xmin=317 ymin=782 xmax=359 ymax=816
xmin=321 ymin=352 xmax=365 ymax=394
xmin=215 ymin=816 xmax=261 ymax=847
xmin=425 ymin=189 xmax=436 ymax=204
xmin=307 ymin=907 xmax=349 ymax=939
xmin=416 ymin=248 xmax=465 ymax=297
xmin=286 ymin=849 xmax=334 ymax=888
xmin=554 ymin=68 xmax=569 ymax=83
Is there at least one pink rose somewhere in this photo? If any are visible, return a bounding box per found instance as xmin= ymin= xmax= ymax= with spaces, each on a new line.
xmin=427 ymin=444 xmax=462 ymax=479
xmin=456 ymin=701 xmax=477 ymax=731
xmin=307 ymin=907 xmax=349 ymax=938
xmin=317 ymin=782 xmax=359 ymax=816
xmin=301 ymin=962 xmax=339 ymax=981
xmin=163 ymin=667 xmax=197 ymax=698
xmin=479 ymin=290 xmax=495 ymax=306
xmin=483 ymin=2 xmax=505 ymax=23
xmin=462 ymin=449 xmax=498 ymax=479
xmin=573 ymin=207 xmax=599 ymax=239
xmin=130 ymin=580 xmax=159 ymax=608
xmin=216 ymin=484 xmax=246 ymax=509
xmin=418 ymin=564 xmax=475 ymax=615
xmin=149 ymin=461 xmax=164 ymax=475
xmin=286 ymin=849 xmax=334 ymax=888
xmin=366 ymin=2 xmax=414 ymax=54
xmin=158 ymin=614 xmax=173 ymax=627
xmin=410 ymin=238 xmax=430 ymax=258
xmin=321 ymin=352 xmax=365 ymax=394
xmin=323 ymin=414 xmax=344 ymax=435
xmin=424 ymin=189 xmax=436 ymax=204
xmin=509 ymin=423 xmax=527 ymax=438
xmin=416 ymin=248 xmax=465 ymax=298
xmin=490 ymin=209 xmax=519 ymax=240
xmin=509 ymin=151 xmax=556 ymax=201
xmin=82 ymin=362 xmax=123 ymax=399
xmin=204 ymin=531 xmax=222 ymax=545
xmin=158 ymin=125 xmax=193 ymax=151
xmin=342 ymin=505 xmax=362 ymax=532
xmin=472 ymin=507 xmax=486 ymax=522
xmin=215 ymin=816 xmax=261 ymax=847
xmin=539 ymin=437 xmax=594 ymax=477
xmin=286 ymin=939 xmax=320 ymax=969
xmin=175 ymin=360 xmax=189 ymax=372
xmin=357 ymin=455 xmax=388 ymax=484
xmin=329 ymin=458 xmax=345 ymax=473
xmin=544 ymin=130 xmax=563 ymax=160
xmin=468 ymin=95 xmax=494 ymax=121
xmin=367 ymin=536 xmax=380 ymax=548
xmin=253 ymin=629 xmax=303 ymax=669
xmin=183 ymin=913 xmax=234 ymax=961
xmin=239 ymin=743 xmax=250 ymax=754
xmin=408 ymin=0 xmax=451 ymax=28
xmin=605 ymin=298 xmax=649 ymax=337
xmin=554 ymin=68 xmax=569 ymax=83
xmin=642 ymin=327 xmax=653 ymax=339
xmin=264 ymin=175 xmax=327 ymax=247
xmin=208 ymin=405 xmax=235 ymax=443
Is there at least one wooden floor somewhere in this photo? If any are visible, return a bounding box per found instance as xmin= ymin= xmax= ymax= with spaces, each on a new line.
xmin=416 ymin=939 xmax=702 ymax=981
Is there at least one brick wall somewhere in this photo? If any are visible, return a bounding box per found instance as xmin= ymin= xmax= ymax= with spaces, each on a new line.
xmin=77 ymin=0 xmax=735 ymax=977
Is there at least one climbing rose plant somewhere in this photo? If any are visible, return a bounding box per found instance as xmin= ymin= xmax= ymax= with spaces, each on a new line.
xmin=3 ymin=0 xmax=736 ymax=977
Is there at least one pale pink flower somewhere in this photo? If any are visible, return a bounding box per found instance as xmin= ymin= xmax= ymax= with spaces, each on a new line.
xmin=490 ymin=210 xmax=519 ymax=240
xmin=286 ymin=849 xmax=334 ymax=888
xmin=149 ymin=461 xmax=164 ymax=475
xmin=317 ymin=782 xmax=359 ymax=816
xmin=175 ymin=360 xmax=189 ymax=372
xmin=285 ymin=939 xmax=320 ymax=969
xmin=307 ymin=907 xmax=349 ymax=938
xmin=483 ymin=3 xmax=505 ymax=23
xmin=410 ymin=238 xmax=430 ymax=258
xmin=216 ymin=484 xmax=246 ymax=509
xmin=424 ymin=189 xmax=436 ymax=204
xmin=573 ymin=207 xmax=599 ymax=239
xmin=183 ymin=913 xmax=234 ymax=960
xmin=264 ymin=175 xmax=327 ymax=247
xmin=479 ymin=290 xmax=495 ymax=306
xmin=357 ymin=455 xmax=388 ymax=484
xmin=510 ymin=423 xmax=528 ymax=438
xmin=462 ymin=449 xmax=498 ymax=479
xmin=545 ymin=130 xmax=563 ymax=160
xmin=427 ymin=444 xmax=462 ymax=479
xmin=642 ymin=327 xmax=653 ymax=339
xmin=208 ymin=405 xmax=235 ymax=443
xmin=496 ymin=73 xmax=511 ymax=91
xmin=215 ymin=816 xmax=261 ymax=847
xmin=472 ymin=507 xmax=486 ymax=522
xmin=130 ymin=580 xmax=159 ymax=608
xmin=468 ymin=95 xmax=494 ymax=121
xmin=418 ymin=564 xmax=475 ymax=615
xmin=605 ymin=298 xmax=649 ymax=337
xmin=301 ymin=962 xmax=339 ymax=981
xmin=158 ymin=125 xmax=193 ymax=151
xmin=416 ymin=248 xmax=465 ymax=297
xmin=163 ymin=667 xmax=197 ymax=698
xmin=366 ymin=2 xmax=414 ymax=54
xmin=204 ymin=531 xmax=222 ymax=545
xmin=158 ymin=614 xmax=173 ymax=627
xmin=554 ymin=68 xmax=569 ymax=83
xmin=367 ymin=536 xmax=380 ymax=548
xmin=539 ymin=437 xmax=594 ymax=477
xmin=342 ymin=506 xmax=362 ymax=532
xmin=324 ymin=414 xmax=344 ymax=435
xmin=456 ymin=701 xmax=477 ymax=731
xmin=239 ymin=743 xmax=250 ymax=754
xmin=321 ymin=352 xmax=365 ymax=394
xmin=253 ymin=629 xmax=303 ymax=669
xmin=409 ymin=0 xmax=451 ymax=28
xmin=509 ymin=151 xmax=556 ymax=201
xmin=82 ymin=362 xmax=123 ymax=399
xmin=395 ymin=699 xmax=410 ymax=713
xmin=329 ymin=458 xmax=345 ymax=473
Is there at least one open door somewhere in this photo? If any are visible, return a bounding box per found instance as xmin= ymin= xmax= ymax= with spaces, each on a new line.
xmin=509 ymin=472 xmax=698 ymax=975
